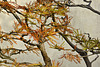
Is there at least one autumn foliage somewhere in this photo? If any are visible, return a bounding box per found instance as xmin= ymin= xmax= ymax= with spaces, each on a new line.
xmin=0 ymin=0 xmax=100 ymax=67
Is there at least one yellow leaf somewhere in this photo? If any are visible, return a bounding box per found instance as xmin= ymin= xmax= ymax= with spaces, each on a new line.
xmin=47 ymin=36 xmax=57 ymax=45
xmin=50 ymin=36 xmax=58 ymax=40
xmin=0 ymin=34 xmax=2 ymax=38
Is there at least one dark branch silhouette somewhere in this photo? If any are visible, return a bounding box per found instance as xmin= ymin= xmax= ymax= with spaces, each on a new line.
xmin=83 ymin=0 xmax=92 ymax=6
xmin=66 ymin=4 xmax=100 ymax=15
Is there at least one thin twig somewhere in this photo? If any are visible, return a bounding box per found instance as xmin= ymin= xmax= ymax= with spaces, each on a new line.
xmin=0 ymin=51 xmax=15 ymax=61
xmin=91 ymin=54 xmax=99 ymax=63
xmin=66 ymin=4 xmax=100 ymax=15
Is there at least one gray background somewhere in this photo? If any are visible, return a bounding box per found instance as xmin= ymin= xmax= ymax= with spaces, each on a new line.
xmin=0 ymin=0 xmax=100 ymax=67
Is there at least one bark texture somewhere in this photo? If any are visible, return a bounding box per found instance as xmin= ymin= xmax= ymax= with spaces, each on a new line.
xmin=38 ymin=44 xmax=52 ymax=67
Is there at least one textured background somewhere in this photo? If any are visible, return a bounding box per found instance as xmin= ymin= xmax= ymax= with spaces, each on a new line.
xmin=0 ymin=0 xmax=100 ymax=67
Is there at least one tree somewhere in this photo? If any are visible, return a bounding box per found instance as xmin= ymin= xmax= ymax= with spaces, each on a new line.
xmin=0 ymin=0 xmax=100 ymax=67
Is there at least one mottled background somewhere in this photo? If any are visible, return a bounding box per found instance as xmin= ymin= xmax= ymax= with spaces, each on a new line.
xmin=0 ymin=0 xmax=100 ymax=67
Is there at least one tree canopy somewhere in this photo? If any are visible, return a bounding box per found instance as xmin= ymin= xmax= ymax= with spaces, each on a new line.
xmin=0 ymin=0 xmax=100 ymax=67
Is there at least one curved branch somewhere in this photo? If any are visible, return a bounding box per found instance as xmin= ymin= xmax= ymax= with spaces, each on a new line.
xmin=83 ymin=0 xmax=92 ymax=6
xmin=11 ymin=12 xmax=22 ymax=25
xmin=91 ymin=54 xmax=99 ymax=63
xmin=0 ymin=49 xmax=15 ymax=62
xmin=66 ymin=4 xmax=100 ymax=15
xmin=59 ymin=33 xmax=91 ymax=67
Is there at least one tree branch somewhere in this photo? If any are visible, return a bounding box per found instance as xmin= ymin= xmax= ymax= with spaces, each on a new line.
xmin=0 ymin=49 xmax=15 ymax=62
xmin=37 ymin=44 xmax=52 ymax=66
xmin=3 ymin=0 xmax=7 ymax=2
xmin=59 ymin=33 xmax=91 ymax=67
xmin=91 ymin=54 xmax=99 ymax=64
xmin=66 ymin=4 xmax=100 ymax=15
xmin=83 ymin=0 xmax=92 ymax=6
xmin=11 ymin=12 xmax=22 ymax=25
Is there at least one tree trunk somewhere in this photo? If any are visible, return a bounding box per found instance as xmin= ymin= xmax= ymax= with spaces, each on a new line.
xmin=38 ymin=44 xmax=52 ymax=67
xmin=83 ymin=57 xmax=91 ymax=67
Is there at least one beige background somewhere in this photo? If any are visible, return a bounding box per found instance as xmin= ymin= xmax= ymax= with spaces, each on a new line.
xmin=0 ymin=0 xmax=100 ymax=67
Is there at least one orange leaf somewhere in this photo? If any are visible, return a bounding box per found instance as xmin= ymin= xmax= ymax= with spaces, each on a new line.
xmin=1 ymin=38 xmax=3 ymax=43
xmin=11 ymin=39 xmax=17 ymax=44
xmin=0 ymin=26 xmax=1 ymax=31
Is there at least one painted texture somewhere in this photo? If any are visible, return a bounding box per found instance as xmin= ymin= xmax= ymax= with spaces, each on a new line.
xmin=0 ymin=0 xmax=100 ymax=67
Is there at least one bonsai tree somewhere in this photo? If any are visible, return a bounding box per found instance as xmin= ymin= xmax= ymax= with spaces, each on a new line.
xmin=0 ymin=0 xmax=99 ymax=67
